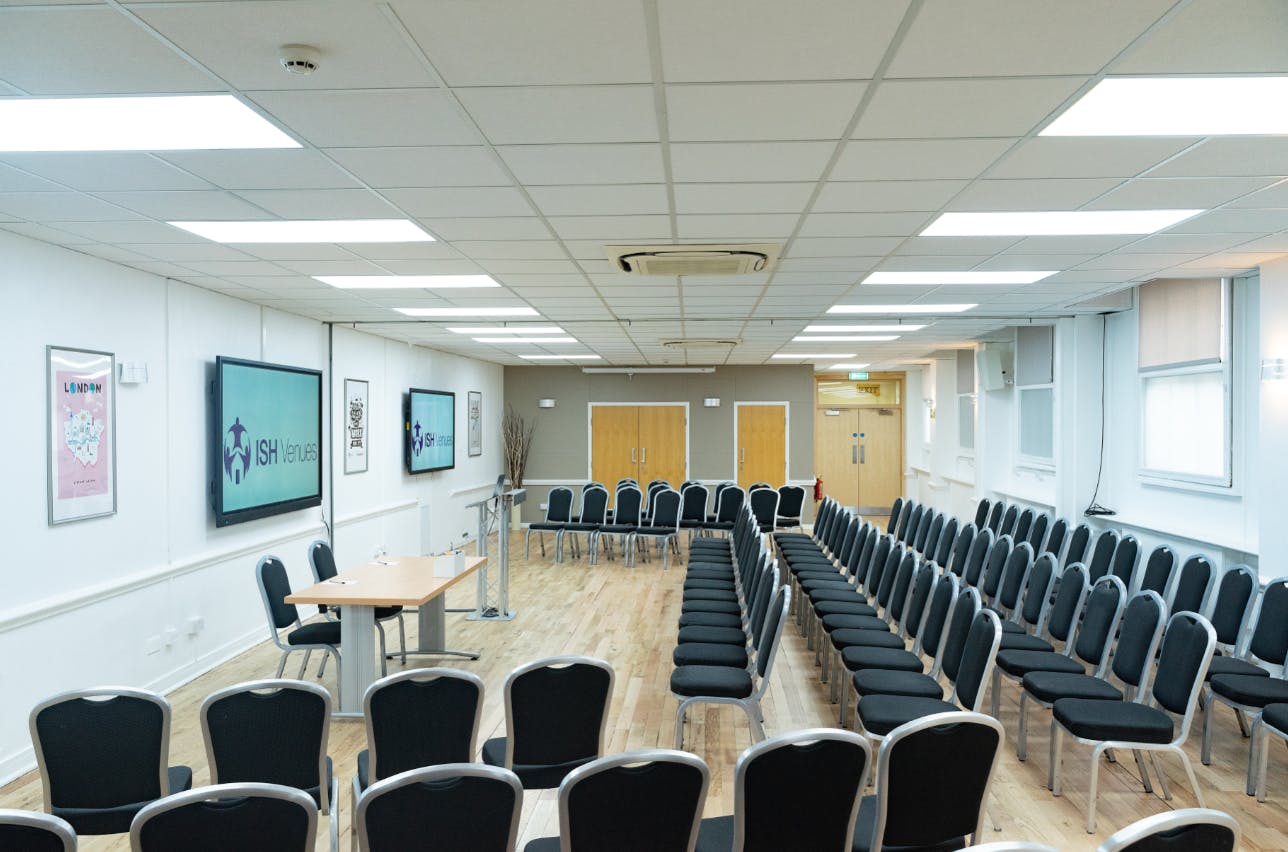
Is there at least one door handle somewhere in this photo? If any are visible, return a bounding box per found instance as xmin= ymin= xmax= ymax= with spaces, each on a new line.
xmin=860 ymin=446 xmax=866 ymax=464
xmin=641 ymin=447 xmax=647 ymax=464
xmin=851 ymin=445 xmax=857 ymax=464
xmin=631 ymin=448 xmax=636 ymax=463
xmin=740 ymin=447 xmax=746 ymax=466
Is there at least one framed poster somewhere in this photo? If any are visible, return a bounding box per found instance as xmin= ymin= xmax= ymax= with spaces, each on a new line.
xmin=468 ymin=390 xmax=483 ymax=457
xmin=344 ymin=378 xmax=369 ymax=474
xmin=47 ymin=345 xmax=116 ymax=525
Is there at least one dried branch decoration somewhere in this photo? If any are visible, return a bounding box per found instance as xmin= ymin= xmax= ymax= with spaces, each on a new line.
xmin=502 ymin=403 xmax=535 ymax=490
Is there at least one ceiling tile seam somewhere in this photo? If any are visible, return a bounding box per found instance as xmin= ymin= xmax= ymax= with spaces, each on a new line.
xmin=377 ymin=1 xmax=646 ymax=365
xmin=731 ymin=0 xmax=928 ymax=362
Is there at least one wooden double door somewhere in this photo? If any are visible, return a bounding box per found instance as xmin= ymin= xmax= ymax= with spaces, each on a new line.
xmin=590 ymin=405 xmax=686 ymax=496
xmin=815 ymin=407 xmax=902 ymax=514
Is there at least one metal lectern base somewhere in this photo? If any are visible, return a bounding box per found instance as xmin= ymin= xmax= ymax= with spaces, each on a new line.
xmin=466 ymin=609 xmax=517 ymax=622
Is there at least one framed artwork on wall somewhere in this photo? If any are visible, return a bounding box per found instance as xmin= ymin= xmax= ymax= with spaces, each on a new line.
xmin=47 ymin=345 xmax=116 ymax=525
xmin=344 ymin=378 xmax=369 ymax=474
xmin=468 ymin=390 xmax=483 ymax=457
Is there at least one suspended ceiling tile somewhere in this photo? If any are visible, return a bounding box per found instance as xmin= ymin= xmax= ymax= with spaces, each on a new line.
xmin=1164 ymin=209 xmax=1288 ymax=234
xmin=528 ymin=183 xmax=670 ymax=217
xmin=476 ymin=258 xmax=581 ymax=274
xmin=813 ymin=180 xmax=967 ymax=213
xmin=877 ymin=255 xmax=997 ymax=271
xmin=666 ymin=82 xmax=864 ymax=142
xmin=325 ymin=147 xmax=513 ymax=188
xmin=0 ymin=191 xmax=142 ymax=221
xmin=798 ymin=212 xmax=933 ymax=238
xmin=789 ymin=237 xmax=902 ymax=257
xmin=670 ymin=141 xmax=835 ymax=183
xmin=548 ymin=215 xmax=672 ymax=241
xmin=452 ymin=240 xmax=569 ymax=260
xmin=675 ymin=213 xmax=798 ymax=240
xmin=0 ymin=153 xmax=210 ymax=192
xmin=380 ymin=186 xmax=534 ymax=218
xmin=831 ymin=138 xmax=1017 ymax=181
xmin=1087 ymin=177 xmax=1279 ymax=211
xmin=157 ymin=150 xmax=362 ymax=191
xmin=418 ymin=217 xmax=551 ymax=241
xmin=1146 ymin=139 xmax=1288 ymax=179
xmin=456 ymin=85 xmax=659 ymax=145
xmin=853 ymin=78 xmax=1084 ymax=139
xmin=776 ymin=256 xmax=884 ymax=273
xmin=80 ymin=190 xmax=267 ymax=221
xmin=673 ymin=182 xmax=815 ymax=215
xmin=496 ymin=144 xmax=665 ymax=185
xmin=250 ymin=89 xmax=480 ymax=147
xmin=949 ymin=178 xmax=1121 ymax=211
xmin=987 ymin=138 xmax=1197 ymax=180
xmin=896 ymin=236 xmax=1021 ymax=255
xmin=1115 ymin=0 xmax=1288 ymax=74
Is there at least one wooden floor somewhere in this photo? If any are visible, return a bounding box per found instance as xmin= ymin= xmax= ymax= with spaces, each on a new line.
xmin=4 ymin=525 xmax=1287 ymax=851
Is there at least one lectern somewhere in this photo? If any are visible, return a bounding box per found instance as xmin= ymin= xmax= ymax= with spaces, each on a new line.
xmin=464 ymin=487 xmax=524 ymax=620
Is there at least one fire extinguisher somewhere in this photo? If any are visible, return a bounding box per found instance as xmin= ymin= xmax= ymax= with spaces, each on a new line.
xmin=813 ymin=477 xmax=824 ymax=501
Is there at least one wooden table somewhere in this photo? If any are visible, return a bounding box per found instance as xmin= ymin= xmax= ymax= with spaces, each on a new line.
xmin=287 ymin=555 xmax=486 ymax=715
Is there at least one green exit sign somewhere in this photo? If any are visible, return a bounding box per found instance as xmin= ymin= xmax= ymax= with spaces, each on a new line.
xmin=848 ymin=371 xmax=869 ymax=380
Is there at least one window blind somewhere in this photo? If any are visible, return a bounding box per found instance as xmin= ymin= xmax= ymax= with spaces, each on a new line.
xmin=1138 ymin=277 xmax=1224 ymax=370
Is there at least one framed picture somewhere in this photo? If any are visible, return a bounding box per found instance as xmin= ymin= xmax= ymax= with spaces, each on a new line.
xmin=468 ymin=390 xmax=483 ymax=457
xmin=344 ymin=378 xmax=369 ymax=474
xmin=47 ymin=345 xmax=116 ymax=525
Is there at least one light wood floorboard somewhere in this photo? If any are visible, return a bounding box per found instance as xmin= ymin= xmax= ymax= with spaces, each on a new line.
xmin=2 ymin=527 xmax=1286 ymax=850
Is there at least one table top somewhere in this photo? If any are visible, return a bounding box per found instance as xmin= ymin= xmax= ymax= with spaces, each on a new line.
xmin=286 ymin=555 xmax=486 ymax=607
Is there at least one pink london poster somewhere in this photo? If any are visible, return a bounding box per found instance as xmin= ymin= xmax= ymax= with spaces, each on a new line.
xmin=48 ymin=347 xmax=115 ymax=523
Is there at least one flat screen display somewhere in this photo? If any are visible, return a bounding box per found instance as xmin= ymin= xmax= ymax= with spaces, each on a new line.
xmin=406 ymin=388 xmax=455 ymax=474
xmin=213 ymin=356 xmax=322 ymax=527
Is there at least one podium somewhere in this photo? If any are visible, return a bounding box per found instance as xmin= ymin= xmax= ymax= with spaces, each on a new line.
xmin=464 ymin=488 xmax=524 ymax=620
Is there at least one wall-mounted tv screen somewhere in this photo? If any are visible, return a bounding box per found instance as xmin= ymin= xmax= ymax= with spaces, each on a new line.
xmin=213 ymin=356 xmax=322 ymax=527
xmin=406 ymin=388 xmax=455 ymax=474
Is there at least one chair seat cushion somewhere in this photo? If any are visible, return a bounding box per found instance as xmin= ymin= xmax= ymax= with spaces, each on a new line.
xmin=996 ymin=649 xmax=1085 ymax=678
xmin=481 ymin=738 xmax=595 ymax=790
xmin=677 ymin=625 xmax=748 ymax=646
xmin=1261 ymin=703 xmax=1288 ymax=732
xmin=704 ymin=521 xmax=735 ymax=531
xmin=671 ymin=665 xmax=753 ymax=699
xmin=694 ymin=815 xmax=735 ymax=852
xmin=1206 ymin=655 xmax=1271 ymax=681
xmin=842 ymin=646 xmax=924 ymax=674
xmin=809 ymin=588 xmax=866 ymax=604
xmin=54 ymin=765 xmax=194 ymax=835
xmin=1021 ymin=672 xmax=1124 ymax=704
xmin=853 ymin=670 xmax=944 ymax=699
xmin=825 ymin=615 xmax=889 ymax=633
xmin=1210 ymin=674 xmax=1288 ymax=707
xmin=287 ymin=621 xmax=341 ymax=646
xmin=683 ymin=589 xmax=738 ymax=604
xmin=527 ymin=522 xmax=566 ymax=531
xmin=684 ymin=578 xmax=736 ymax=592
xmin=679 ymin=611 xmax=743 ymax=629
xmin=828 ymin=629 xmax=905 ymax=651
xmin=1000 ymin=621 xmax=1027 ymax=634
xmin=999 ymin=634 xmax=1055 ymax=653
xmin=562 ymin=522 xmax=600 ymax=532
xmin=597 ymin=524 xmax=636 ymax=535
xmin=673 ymin=643 xmax=749 ymax=668
xmin=1053 ymin=698 xmax=1174 ymax=744
xmin=816 ymin=600 xmax=881 ymax=618
xmin=857 ymin=695 xmax=958 ymax=736
xmin=850 ymin=794 xmax=966 ymax=852
xmin=681 ymin=599 xmax=742 ymax=615
xmin=800 ymin=575 xmax=852 ymax=590
xmin=680 ymin=519 xmax=705 ymax=529
xmin=688 ymin=558 xmax=734 ymax=569
xmin=524 ymin=836 xmax=560 ymax=852
xmin=686 ymin=569 xmax=736 ymax=583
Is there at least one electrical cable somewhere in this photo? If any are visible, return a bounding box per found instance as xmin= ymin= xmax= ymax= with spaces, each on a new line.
xmin=1084 ymin=312 xmax=1115 ymax=517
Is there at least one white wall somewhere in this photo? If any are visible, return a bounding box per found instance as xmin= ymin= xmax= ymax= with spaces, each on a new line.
xmin=0 ymin=229 xmax=502 ymax=782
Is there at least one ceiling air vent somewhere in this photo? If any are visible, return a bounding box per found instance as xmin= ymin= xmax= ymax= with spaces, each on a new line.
xmin=606 ymin=244 xmax=780 ymax=276
xmin=660 ymin=338 xmax=743 ymax=350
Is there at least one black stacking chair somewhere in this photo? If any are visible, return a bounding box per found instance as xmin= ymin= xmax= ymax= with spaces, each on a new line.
xmin=852 ymin=711 xmax=1005 ymax=852
xmin=673 ymin=586 xmax=791 ymax=748
xmin=0 ymin=811 xmax=75 ymax=852
xmin=1050 ymin=611 xmax=1217 ymax=833
xmin=706 ymin=482 xmax=737 ymax=524
xmin=1168 ymin=555 xmax=1214 ymax=616
xmin=976 ymin=534 xmax=1014 ymax=607
xmin=597 ymin=484 xmax=643 ymax=563
xmin=962 ymin=527 xmax=996 ymax=588
xmin=693 ymin=729 xmax=870 ymax=852
xmin=1109 ymin=535 xmax=1141 ymax=591
xmin=527 ymin=486 xmax=574 ymax=559
xmin=1001 ymin=563 xmax=1090 ymax=655
xmin=256 ymin=555 xmax=341 ymax=684
xmin=1096 ymin=808 xmax=1240 ymax=852
xmin=644 ymin=480 xmax=670 ymax=524
xmin=1136 ymin=545 xmax=1175 ymax=598
xmin=1026 ymin=512 xmax=1051 ymax=555
xmin=776 ymin=485 xmax=806 ymax=531
xmin=200 ymin=679 xmax=337 ymax=851
xmin=985 ymin=540 xmax=1032 ymax=620
xmin=559 ymin=485 xmax=609 ymax=563
xmin=986 ymin=501 xmax=1005 ymax=534
xmin=309 ymin=539 xmax=404 ymax=675
xmin=1063 ymin=523 xmax=1091 ymax=569
xmin=1085 ymin=529 xmax=1119 ymax=582
xmin=129 ymin=783 xmax=317 ymax=852
xmin=482 ymin=656 xmax=614 ymax=790
xmin=1017 ymin=590 xmax=1167 ymax=765
xmin=748 ymin=481 xmax=771 ymax=490
xmin=1040 ymin=516 xmax=1067 ymax=560
xmin=748 ymin=488 xmax=779 ymax=534
xmin=355 ymin=667 xmax=484 ymax=796
xmin=973 ymin=498 xmax=991 ymax=530
xmin=900 ymin=503 xmax=924 ymax=546
xmin=932 ymin=515 xmax=959 ymax=567
xmin=912 ymin=509 xmax=935 ymax=554
xmin=29 ymin=687 xmax=192 ymax=836
xmin=1253 ymin=703 xmax=1288 ymax=801
xmin=679 ymin=483 xmax=711 ymax=542
xmin=524 ymin=750 xmax=709 ymax=852
xmin=892 ymin=500 xmax=915 ymax=540
xmin=1001 ymin=553 xmax=1058 ymax=642
xmin=356 ymin=765 xmax=523 ymax=852
xmin=1012 ymin=508 xmax=1035 ymax=547
xmin=1202 ymin=575 xmax=1288 ymax=772
xmin=636 ymin=488 xmax=683 ymax=570
xmin=998 ymin=505 xmax=1020 ymax=538
xmin=924 ymin=513 xmax=949 ymax=564
xmin=1202 ymin=564 xmax=1260 ymax=688
xmin=944 ymin=522 xmax=977 ymax=576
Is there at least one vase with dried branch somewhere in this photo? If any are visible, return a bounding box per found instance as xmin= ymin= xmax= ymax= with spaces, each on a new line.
xmin=502 ymin=403 xmax=535 ymax=492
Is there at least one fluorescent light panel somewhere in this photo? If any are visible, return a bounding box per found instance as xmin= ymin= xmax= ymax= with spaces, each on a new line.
xmin=396 ymin=307 xmax=538 ymax=317
xmin=1043 ymin=77 xmax=1288 ymax=136
xmin=921 ymin=210 xmax=1201 ymax=237
xmin=803 ymin=324 xmax=926 ymax=332
xmin=771 ymin=353 xmax=856 ymax=359
xmin=864 ymin=271 xmax=1056 ymax=285
xmin=828 ymin=304 xmax=976 ymax=314
xmin=792 ymin=335 xmax=899 ymax=342
xmin=171 ymin=219 xmax=434 ymax=244
xmin=521 ymin=354 xmax=601 ymax=361
xmin=447 ymin=326 xmax=564 ymax=334
xmin=316 ymin=275 xmax=497 ymax=289
xmin=0 ymin=95 xmax=299 ymax=151
xmin=473 ymin=337 xmax=576 ymax=343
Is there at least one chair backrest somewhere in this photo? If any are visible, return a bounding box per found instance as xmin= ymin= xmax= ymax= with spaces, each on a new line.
xmin=866 ymin=711 xmax=1004 ymax=851
xmin=256 ymin=556 xmax=299 ymax=632
xmin=746 ymin=563 xmax=781 ymax=649
xmin=679 ymin=484 xmax=709 ymax=523
xmin=889 ymin=495 xmax=906 ymax=528
xmin=915 ymin=573 xmax=959 ymax=659
xmin=1073 ymin=576 xmax=1128 ymax=675
xmin=950 ymin=611 xmax=1003 ymax=712
xmin=1012 ymin=508 xmax=1035 ymax=547
xmin=875 ymin=544 xmax=906 ymax=613
xmin=939 ymin=588 xmax=982 ymax=683
xmin=1168 ymin=555 xmax=1213 ymax=617
xmin=650 ymin=489 xmax=682 ymax=531
xmin=1110 ymin=535 xmax=1141 ymax=590
xmin=922 ymin=512 xmax=946 ymax=560
xmin=1095 ymin=807 xmax=1240 ymax=852
xmin=30 ymin=687 xmax=172 ymax=815
xmin=934 ymin=517 xmax=959 ymax=569
xmin=130 ymin=782 xmax=317 ymax=852
xmin=1047 ymin=564 xmax=1090 ymax=644
xmin=308 ymin=539 xmax=338 ymax=583
xmin=1086 ymin=529 xmax=1119 ymax=583
xmin=1064 ymin=523 xmax=1091 ymax=569
xmin=1025 ymin=512 xmax=1050 ymax=554
xmin=776 ymin=485 xmax=806 ymax=521
xmin=1111 ymin=591 xmax=1168 ymax=700
xmin=1042 ymin=516 xmax=1068 ymax=561
xmin=998 ymin=505 xmax=1019 ymax=538
xmin=356 ymin=765 xmax=522 ymax=852
xmin=894 ymin=500 xmax=916 ymax=539
xmin=974 ymin=498 xmax=991 ymax=529
xmin=1150 ymin=613 xmax=1217 ymax=740
xmin=1138 ymin=545 xmax=1176 ymax=597
xmin=0 ymin=810 xmax=75 ymax=852
xmin=1016 ymin=553 xmax=1058 ymax=632
xmin=979 ymin=535 xmax=1015 ymax=602
xmin=912 ymin=509 xmax=935 ymax=553
xmin=748 ymin=488 xmax=779 ymax=529
xmin=645 ymin=481 xmax=669 ymax=519
xmin=863 ymin=536 xmax=894 ymax=598
xmin=994 ymin=542 xmax=1034 ymax=614
xmin=544 ymin=487 xmax=575 ymax=523
xmin=557 ymin=750 xmax=709 ymax=852
xmin=502 ymin=657 xmax=614 ymax=777
xmin=732 ymin=729 xmax=870 ymax=852
xmin=578 ymin=486 xmax=609 ymax=524
xmin=963 ymin=528 xmax=995 ymax=588
xmin=613 ymin=485 xmax=643 ymax=526
xmin=899 ymin=558 xmax=936 ymax=640
xmin=201 ymin=679 xmax=331 ymax=813
xmin=901 ymin=504 xmax=925 ymax=545
xmin=749 ymin=481 xmax=771 ymax=490
xmin=755 ymin=586 xmax=792 ymax=682
xmin=986 ymin=501 xmax=1005 ymax=533
xmin=946 ymin=523 xmax=977 ymax=577
xmin=1246 ymin=576 xmax=1288 ymax=669
xmin=363 ymin=668 xmax=484 ymax=784
xmin=1208 ymin=564 xmax=1257 ymax=648
xmin=886 ymin=552 xmax=919 ymax=630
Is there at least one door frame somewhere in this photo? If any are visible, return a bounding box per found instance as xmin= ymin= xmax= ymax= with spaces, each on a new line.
xmin=812 ymin=372 xmax=906 ymax=515
xmin=586 ymin=401 xmax=691 ymax=481
xmin=732 ymin=401 xmax=790 ymax=486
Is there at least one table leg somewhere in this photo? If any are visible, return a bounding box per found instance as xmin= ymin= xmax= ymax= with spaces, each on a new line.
xmin=338 ymin=604 xmax=376 ymax=717
xmin=397 ymin=595 xmax=480 ymax=660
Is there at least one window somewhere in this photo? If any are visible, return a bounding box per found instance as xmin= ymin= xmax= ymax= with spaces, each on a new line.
xmin=1137 ymin=278 xmax=1231 ymax=486
xmin=957 ymin=349 xmax=976 ymax=452
xmin=1015 ymin=326 xmax=1055 ymax=466
xmin=1019 ymin=387 xmax=1055 ymax=459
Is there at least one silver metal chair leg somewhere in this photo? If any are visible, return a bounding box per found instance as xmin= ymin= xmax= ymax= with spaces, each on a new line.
xmin=1132 ymin=749 xmax=1154 ymax=794
xmin=1151 ymin=752 xmax=1171 ymax=800
xmin=396 ymin=613 xmax=407 ymax=665
xmin=1178 ymin=746 xmax=1206 ymax=807
xmin=376 ymin=622 xmax=388 ymax=677
xmin=1049 ymin=720 xmax=1062 ymax=793
xmin=275 ymin=650 xmax=290 ymax=678
xmin=298 ymin=649 xmax=311 ymax=679
xmin=317 ymin=650 xmax=328 ymax=678
xmin=1236 ymin=707 xmax=1251 ymax=737
xmin=1201 ymin=691 xmax=1215 ymax=764
xmin=1255 ymin=717 xmax=1271 ymax=801
xmin=1017 ymin=691 xmax=1029 ymax=761
xmin=990 ymin=669 xmax=1001 ymax=717
xmin=1087 ymin=744 xmax=1104 ymax=833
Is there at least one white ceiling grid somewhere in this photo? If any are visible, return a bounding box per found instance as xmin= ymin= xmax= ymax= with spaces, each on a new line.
xmin=0 ymin=0 xmax=1282 ymax=368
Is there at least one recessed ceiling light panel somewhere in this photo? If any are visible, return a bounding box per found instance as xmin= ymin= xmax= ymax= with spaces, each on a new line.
xmin=171 ymin=219 xmax=434 ymax=243
xmin=829 ymin=363 xmax=871 ymax=370
xmin=520 ymin=354 xmax=601 ymax=360
xmin=447 ymin=326 xmax=565 ymax=334
xmin=1043 ymin=77 xmax=1288 ymax=136
xmin=316 ymin=275 xmax=497 ymax=289
xmin=473 ymin=337 xmax=576 ymax=343
xmin=863 ymin=271 xmax=1056 ymax=285
xmin=921 ymin=210 xmax=1201 ymax=237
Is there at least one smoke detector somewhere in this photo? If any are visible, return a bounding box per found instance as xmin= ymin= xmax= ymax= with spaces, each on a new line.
xmin=279 ymin=44 xmax=321 ymax=76
xmin=606 ymin=244 xmax=780 ymax=276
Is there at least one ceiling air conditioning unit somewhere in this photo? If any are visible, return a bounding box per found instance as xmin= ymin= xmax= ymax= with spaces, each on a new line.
xmin=606 ymin=244 xmax=781 ymax=276
xmin=660 ymin=338 xmax=742 ymax=350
